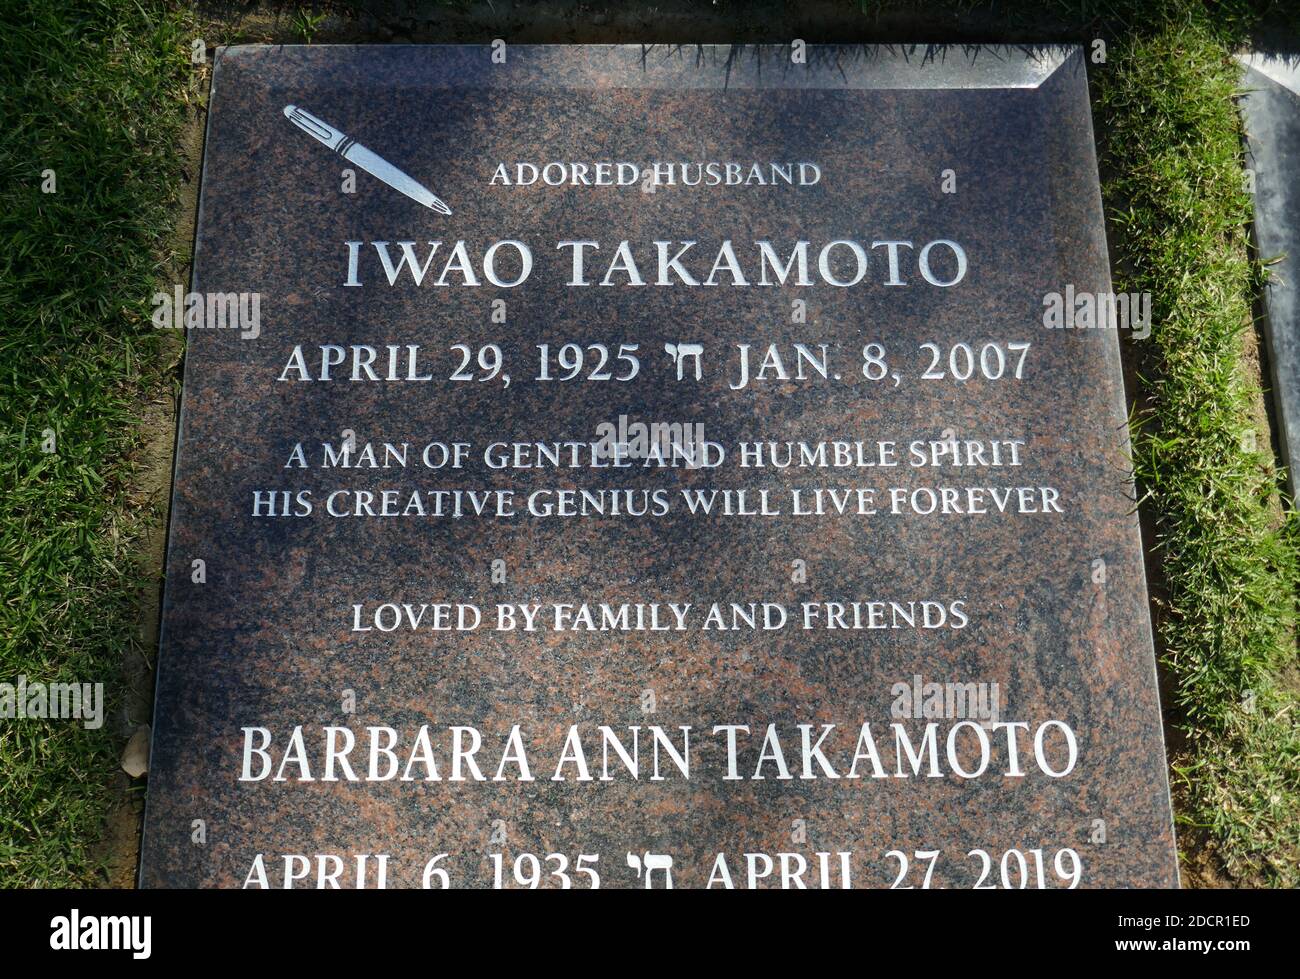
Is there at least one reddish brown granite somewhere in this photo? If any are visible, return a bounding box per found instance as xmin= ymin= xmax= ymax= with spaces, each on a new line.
xmin=139 ymin=44 xmax=1177 ymax=888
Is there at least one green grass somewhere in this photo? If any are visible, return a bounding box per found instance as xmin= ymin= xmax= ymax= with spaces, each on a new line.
xmin=1095 ymin=19 xmax=1300 ymax=886
xmin=0 ymin=0 xmax=194 ymax=885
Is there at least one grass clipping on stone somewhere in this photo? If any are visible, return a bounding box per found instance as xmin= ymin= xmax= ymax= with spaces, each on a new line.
xmin=0 ymin=1 xmax=194 ymax=886
xmin=1097 ymin=24 xmax=1300 ymax=886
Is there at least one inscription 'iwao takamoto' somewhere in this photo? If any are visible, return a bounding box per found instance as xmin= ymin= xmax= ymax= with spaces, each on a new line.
xmin=140 ymin=44 xmax=1178 ymax=888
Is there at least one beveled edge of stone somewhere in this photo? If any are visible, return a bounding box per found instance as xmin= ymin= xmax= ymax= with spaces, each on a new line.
xmin=136 ymin=30 xmax=224 ymax=886
xmin=1236 ymin=51 xmax=1300 ymax=494
xmin=214 ymin=43 xmax=1079 ymax=91
xmin=1237 ymin=52 xmax=1300 ymax=97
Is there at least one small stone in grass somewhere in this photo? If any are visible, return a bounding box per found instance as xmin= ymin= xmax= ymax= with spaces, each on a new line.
xmin=121 ymin=725 xmax=151 ymax=778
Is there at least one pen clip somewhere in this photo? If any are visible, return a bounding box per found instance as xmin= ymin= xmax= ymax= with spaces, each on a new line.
xmin=283 ymin=105 xmax=340 ymax=144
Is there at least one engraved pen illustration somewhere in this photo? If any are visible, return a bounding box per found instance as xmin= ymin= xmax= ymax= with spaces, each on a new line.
xmin=283 ymin=104 xmax=452 ymax=215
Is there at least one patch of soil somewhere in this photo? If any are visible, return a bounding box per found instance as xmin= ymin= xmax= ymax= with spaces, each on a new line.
xmin=91 ymin=71 xmax=208 ymax=887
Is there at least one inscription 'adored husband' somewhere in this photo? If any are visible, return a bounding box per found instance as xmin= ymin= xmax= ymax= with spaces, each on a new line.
xmin=488 ymin=161 xmax=825 ymax=186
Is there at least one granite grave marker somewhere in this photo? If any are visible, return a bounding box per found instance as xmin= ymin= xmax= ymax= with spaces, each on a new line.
xmin=140 ymin=44 xmax=1178 ymax=888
